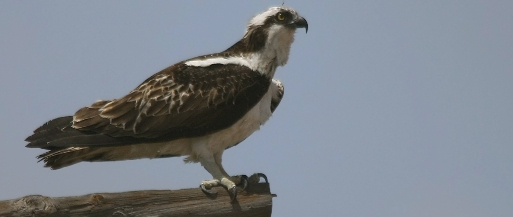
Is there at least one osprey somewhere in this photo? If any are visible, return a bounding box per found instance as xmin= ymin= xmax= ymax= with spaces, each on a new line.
xmin=26 ymin=6 xmax=307 ymax=201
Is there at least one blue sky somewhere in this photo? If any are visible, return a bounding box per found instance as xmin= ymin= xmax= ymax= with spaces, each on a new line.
xmin=1 ymin=1 xmax=512 ymax=216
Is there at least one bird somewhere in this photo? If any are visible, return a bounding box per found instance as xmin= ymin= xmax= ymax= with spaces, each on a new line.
xmin=26 ymin=6 xmax=307 ymax=202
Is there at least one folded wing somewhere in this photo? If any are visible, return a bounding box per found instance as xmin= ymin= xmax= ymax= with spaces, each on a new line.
xmin=26 ymin=62 xmax=271 ymax=149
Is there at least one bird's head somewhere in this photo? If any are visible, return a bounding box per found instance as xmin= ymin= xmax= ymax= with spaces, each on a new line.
xmin=225 ymin=6 xmax=308 ymax=68
xmin=247 ymin=6 xmax=308 ymax=35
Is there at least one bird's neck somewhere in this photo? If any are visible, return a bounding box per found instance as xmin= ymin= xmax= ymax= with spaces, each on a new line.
xmin=225 ymin=26 xmax=295 ymax=77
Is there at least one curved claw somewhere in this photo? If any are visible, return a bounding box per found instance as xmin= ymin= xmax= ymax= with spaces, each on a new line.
xmin=239 ymin=175 xmax=249 ymax=191
xmin=256 ymin=173 xmax=269 ymax=183
xmin=200 ymin=184 xmax=218 ymax=196
xmin=230 ymin=187 xmax=238 ymax=203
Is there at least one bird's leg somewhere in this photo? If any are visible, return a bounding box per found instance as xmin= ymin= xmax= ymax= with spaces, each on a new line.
xmin=199 ymin=153 xmax=268 ymax=202
xmin=199 ymin=154 xmax=241 ymax=202
xmin=214 ymin=152 xmax=248 ymax=190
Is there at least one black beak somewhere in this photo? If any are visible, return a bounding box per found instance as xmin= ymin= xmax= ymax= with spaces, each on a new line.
xmin=293 ymin=16 xmax=308 ymax=33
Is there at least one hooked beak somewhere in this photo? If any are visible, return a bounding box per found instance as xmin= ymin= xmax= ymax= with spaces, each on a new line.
xmin=293 ymin=16 xmax=308 ymax=33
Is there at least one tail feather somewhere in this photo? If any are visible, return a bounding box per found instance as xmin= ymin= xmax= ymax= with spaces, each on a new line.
xmin=37 ymin=145 xmax=151 ymax=170
xmin=26 ymin=116 xmax=77 ymax=149
xmin=26 ymin=115 xmax=131 ymax=149
xmin=37 ymin=147 xmax=111 ymax=170
xmin=47 ymin=134 xmax=125 ymax=148
xmin=26 ymin=128 xmax=85 ymax=149
xmin=33 ymin=116 xmax=74 ymax=133
xmin=27 ymin=116 xmax=126 ymax=169
xmin=37 ymin=147 xmax=89 ymax=169
xmin=26 ymin=101 xmax=164 ymax=169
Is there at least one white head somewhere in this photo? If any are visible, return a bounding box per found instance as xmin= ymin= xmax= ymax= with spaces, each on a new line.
xmin=247 ymin=7 xmax=308 ymax=33
xmin=225 ymin=7 xmax=308 ymax=70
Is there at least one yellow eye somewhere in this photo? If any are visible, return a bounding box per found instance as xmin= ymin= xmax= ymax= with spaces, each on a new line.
xmin=277 ymin=13 xmax=285 ymax=21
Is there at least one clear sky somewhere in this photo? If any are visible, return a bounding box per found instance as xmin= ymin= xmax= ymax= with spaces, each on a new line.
xmin=1 ymin=1 xmax=512 ymax=216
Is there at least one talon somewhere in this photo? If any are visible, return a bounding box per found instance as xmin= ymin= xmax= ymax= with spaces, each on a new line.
xmin=239 ymin=175 xmax=248 ymax=191
xmin=257 ymin=173 xmax=269 ymax=183
xmin=229 ymin=187 xmax=238 ymax=203
xmin=200 ymin=184 xmax=217 ymax=196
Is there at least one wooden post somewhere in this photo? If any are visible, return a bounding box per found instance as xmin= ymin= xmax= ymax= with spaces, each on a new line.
xmin=0 ymin=183 xmax=275 ymax=217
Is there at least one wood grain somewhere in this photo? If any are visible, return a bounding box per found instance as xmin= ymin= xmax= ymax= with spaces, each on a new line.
xmin=0 ymin=183 xmax=275 ymax=217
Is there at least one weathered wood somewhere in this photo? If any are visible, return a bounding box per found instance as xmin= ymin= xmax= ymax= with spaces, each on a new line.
xmin=0 ymin=183 xmax=275 ymax=217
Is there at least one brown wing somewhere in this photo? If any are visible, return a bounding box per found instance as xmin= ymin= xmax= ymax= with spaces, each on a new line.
xmin=73 ymin=63 xmax=270 ymax=143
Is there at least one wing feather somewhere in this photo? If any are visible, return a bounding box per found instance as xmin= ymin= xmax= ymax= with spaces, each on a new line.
xmin=28 ymin=59 xmax=271 ymax=149
xmin=144 ymin=99 xmax=168 ymax=116
xmin=50 ymin=62 xmax=272 ymax=147
xmin=110 ymin=105 xmax=138 ymax=128
xmin=99 ymin=100 xmax=135 ymax=119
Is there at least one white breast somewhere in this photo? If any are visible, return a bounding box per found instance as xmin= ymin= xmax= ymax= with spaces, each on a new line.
xmin=201 ymin=85 xmax=274 ymax=154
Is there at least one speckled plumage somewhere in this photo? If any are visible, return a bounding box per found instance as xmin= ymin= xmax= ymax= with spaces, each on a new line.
xmin=26 ymin=7 xmax=307 ymax=196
